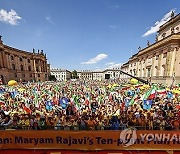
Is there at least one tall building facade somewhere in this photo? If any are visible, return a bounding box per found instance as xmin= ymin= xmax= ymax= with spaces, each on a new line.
xmin=120 ymin=12 xmax=180 ymax=85
xmin=0 ymin=36 xmax=49 ymax=83
xmin=50 ymin=68 xmax=71 ymax=81
xmin=77 ymin=70 xmax=93 ymax=80
xmin=77 ymin=68 xmax=121 ymax=80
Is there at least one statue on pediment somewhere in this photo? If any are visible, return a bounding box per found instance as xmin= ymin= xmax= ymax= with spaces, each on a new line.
xmin=155 ymin=35 xmax=158 ymax=42
xmin=171 ymin=11 xmax=174 ymax=18
xmin=147 ymin=40 xmax=150 ymax=46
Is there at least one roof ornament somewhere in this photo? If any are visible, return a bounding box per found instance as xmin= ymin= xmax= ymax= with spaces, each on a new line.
xmin=147 ymin=40 xmax=150 ymax=47
xmin=41 ymin=50 xmax=44 ymax=55
xmin=171 ymin=10 xmax=174 ymax=18
xmin=32 ymin=48 xmax=35 ymax=54
xmin=155 ymin=35 xmax=158 ymax=42
xmin=0 ymin=35 xmax=3 ymax=44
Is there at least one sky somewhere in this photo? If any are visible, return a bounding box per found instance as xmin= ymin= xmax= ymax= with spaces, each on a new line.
xmin=0 ymin=0 xmax=179 ymax=71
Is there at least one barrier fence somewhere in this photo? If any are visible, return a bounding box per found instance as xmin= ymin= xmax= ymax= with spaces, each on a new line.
xmin=0 ymin=125 xmax=179 ymax=130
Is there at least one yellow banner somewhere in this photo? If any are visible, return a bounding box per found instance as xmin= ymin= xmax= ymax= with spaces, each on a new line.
xmin=0 ymin=130 xmax=180 ymax=150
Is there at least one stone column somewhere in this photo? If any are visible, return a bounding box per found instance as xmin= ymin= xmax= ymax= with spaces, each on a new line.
xmin=7 ymin=54 xmax=11 ymax=69
xmin=174 ymin=47 xmax=180 ymax=77
xmin=151 ymin=56 xmax=155 ymax=77
xmin=42 ymin=61 xmax=45 ymax=72
xmin=33 ymin=58 xmax=36 ymax=81
xmin=2 ymin=52 xmax=8 ymax=68
xmin=164 ymin=49 xmax=171 ymax=77
xmin=0 ymin=52 xmax=4 ymax=68
xmin=40 ymin=60 xmax=42 ymax=72
xmin=169 ymin=47 xmax=176 ymax=77
xmin=15 ymin=55 xmax=20 ymax=70
xmin=144 ymin=59 xmax=146 ymax=77
xmin=157 ymin=52 xmax=162 ymax=77
xmin=23 ymin=57 xmax=27 ymax=71
xmin=140 ymin=60 xmax=142 ymax=77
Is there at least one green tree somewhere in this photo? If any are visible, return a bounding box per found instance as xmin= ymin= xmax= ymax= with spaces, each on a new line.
xmin=71 ymin=70 xmax=78 ymax=79
xmin=49 ymin=75 xmax=57 ymax=81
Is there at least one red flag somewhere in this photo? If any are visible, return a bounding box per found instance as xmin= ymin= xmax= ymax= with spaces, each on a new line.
xmin=23 ymin=106 xmax=31 ymax=114
xmin=0 ymin=101 xmax=5 ymax=106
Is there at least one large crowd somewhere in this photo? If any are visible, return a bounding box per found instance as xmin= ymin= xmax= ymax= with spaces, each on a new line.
xmin=0 ymin=79 xmax=179 ymax=130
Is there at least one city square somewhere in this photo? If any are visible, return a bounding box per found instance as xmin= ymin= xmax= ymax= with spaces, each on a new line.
xmin=0 ymin=0 xmax=180 ymax=153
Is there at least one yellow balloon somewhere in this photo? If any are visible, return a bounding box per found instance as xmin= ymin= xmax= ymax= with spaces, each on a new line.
xmin=130 ymin=78 xmax=138 ymax=85
xmin=130 ymin=87 xmax=135 ymax=90
xmin=140 ymin=87 xmax=145 ymax=90
xmin=172 ymin=89 xmax=180 ymax=94
xmin=8 ymin=80 xmax=18 ymax=86
xmin=143 ymin=84 xmax=150 ymax=88
xmin=107 ymin=84 xmax=111 ymax=88
xmin=18 ymin=88 xmax=26 ymax=92
xmin=113 ymin=83 xmax=117 ymax=87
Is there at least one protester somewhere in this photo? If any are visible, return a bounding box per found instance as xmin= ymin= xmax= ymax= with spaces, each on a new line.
xmin=0 ymin=79 xmax=179 ymax=130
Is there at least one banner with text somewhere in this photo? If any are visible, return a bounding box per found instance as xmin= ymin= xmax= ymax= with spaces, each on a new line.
xmin=0 ymin=129 xmax=180 ymax=150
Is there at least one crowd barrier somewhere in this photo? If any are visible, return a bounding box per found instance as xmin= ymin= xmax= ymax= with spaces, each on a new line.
xmin=0 ymin=125 xmax=179 ymax=131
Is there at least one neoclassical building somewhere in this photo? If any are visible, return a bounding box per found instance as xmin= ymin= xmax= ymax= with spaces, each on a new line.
xmin=77 ymin=68 xmax=121 ymax=80
xmin=120 ymin=12 xmax=180 ymax=85
xmin=0 ymin=36 xmax=49 ymax=83
xmin=50 ymin=68 xmax=71 ymax=81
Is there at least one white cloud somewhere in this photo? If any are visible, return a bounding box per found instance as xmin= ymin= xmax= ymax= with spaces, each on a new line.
xmin=105 ymin=62 xmax=115 ymax=65
xmin=142 ymin=9 xmax=176 ymax=37
xmin=46 ymin=16 xmax=55 ymax=24
xmin=0 ymin=9 xmax=21 ymax=25
xmin=106 ymin=62 xmax=122 ymax=69
xmin=81 ymin=54 xmax=108 ymax=64
xmin=109 ymin=25 xmax=118 ymax=29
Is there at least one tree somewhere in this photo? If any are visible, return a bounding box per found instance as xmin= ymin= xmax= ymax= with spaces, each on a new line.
xmin=71 ymin=70 xmax=78 ymax=79
xmin=49 ymin=75 xmax=57 ymax=81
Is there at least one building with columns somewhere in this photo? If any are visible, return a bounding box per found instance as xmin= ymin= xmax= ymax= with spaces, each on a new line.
xmin=77 ymin=70 xmax=93 ymax=80
xmin=50 ymin=68 xmax=71 ymax=81
xmin=92 ymin=71 xmax=104 ymax=80
xmin=103 ymin=68 xmax=121 ymax=79
xmin=0 ymin=36 xmax=49 ymax=83
xmin=120 ymin=12 xmax=180 ymax=85
xmin=77 ymin=68 xmax=121 ymax=80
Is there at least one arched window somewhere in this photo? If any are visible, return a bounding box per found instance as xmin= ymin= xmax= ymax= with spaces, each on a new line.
xmin=20 ymin=65 xmax=24 ymax=71
xmin=12 ymin=64 xmax=15 ymax=70
xmin=36 ymin=67 xmax=39 ymax=72
xmin=28 ymin=66 xmax=31 ymax=71
xmin=11 ymin=56 xmax=14 ymax=60
xmin=162 ymin=64 xmax=166 ymax=76
xmin=147 ymin=68 xmax=151 ymax=77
